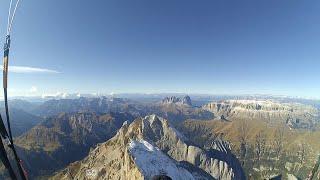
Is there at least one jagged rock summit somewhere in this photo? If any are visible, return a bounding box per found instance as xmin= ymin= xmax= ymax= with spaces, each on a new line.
xmin=51 ymin=115 xmax=245 ymax=180
xmin=161 ymin=95 xmax=192 ymax=106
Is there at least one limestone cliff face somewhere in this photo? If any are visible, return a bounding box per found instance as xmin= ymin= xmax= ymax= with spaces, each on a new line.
xmin=51 ymin=115 xmax=245 ymax=180
xmin=140 ymin=115 xmax=244 ymax=180
xmin=203 ymin=100 xmax=319 ymax=129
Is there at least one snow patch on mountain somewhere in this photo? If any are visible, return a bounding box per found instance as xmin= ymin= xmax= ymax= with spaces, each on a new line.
xmin=128 ymin=139 xmax=195 ymax=180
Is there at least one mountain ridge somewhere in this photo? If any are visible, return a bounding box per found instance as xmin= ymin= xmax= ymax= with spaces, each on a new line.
xmin=203 ymin=100 xmax=320 ymax=129
xmin=51 ymin=114 xmax=245 ymax=180
xmin=13 ymin=111 xmax=135 ymax=177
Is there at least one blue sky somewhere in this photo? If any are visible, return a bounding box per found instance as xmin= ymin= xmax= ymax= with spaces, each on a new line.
xmin=0 ymin=0 xmax=320 ymax=98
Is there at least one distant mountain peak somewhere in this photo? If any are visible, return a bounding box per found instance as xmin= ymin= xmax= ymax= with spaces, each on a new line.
xmin=161 ymin=95 xmax=192 ymax=106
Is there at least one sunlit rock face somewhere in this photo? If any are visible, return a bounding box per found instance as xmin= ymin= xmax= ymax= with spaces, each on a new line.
xmin=203 ymin=100 xmax=320 ymax=129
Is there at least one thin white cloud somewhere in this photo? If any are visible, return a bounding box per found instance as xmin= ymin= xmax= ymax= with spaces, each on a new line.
xmin=2 ymin=66 xmax=60 ymax=74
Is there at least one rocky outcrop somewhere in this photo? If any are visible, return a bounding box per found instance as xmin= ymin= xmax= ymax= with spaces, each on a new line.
xmin=51 ymin=115 xmax=245 ymax=180
xmin=203 ymin=100 xmax=320 ymax=129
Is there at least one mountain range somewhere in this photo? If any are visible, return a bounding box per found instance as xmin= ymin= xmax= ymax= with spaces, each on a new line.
xmin=0 ymin=95 xmax=319 ymax=179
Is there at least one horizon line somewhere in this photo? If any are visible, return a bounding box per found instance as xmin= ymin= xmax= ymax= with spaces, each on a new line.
xmin=2 ymin=92 xmax=319 ymax=101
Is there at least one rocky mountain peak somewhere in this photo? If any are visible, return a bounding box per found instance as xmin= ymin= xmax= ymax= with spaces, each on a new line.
xmin=51 ymin=115 xmax=245 ymax=180
xmin=161 ymin=95 xmax=192 ymax=106
xmin=182 ymin=95 xmax=192 ymax=106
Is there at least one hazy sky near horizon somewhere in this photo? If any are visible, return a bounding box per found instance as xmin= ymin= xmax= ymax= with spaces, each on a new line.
xmin=0 ymin=0 xmax=320 ymax=98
